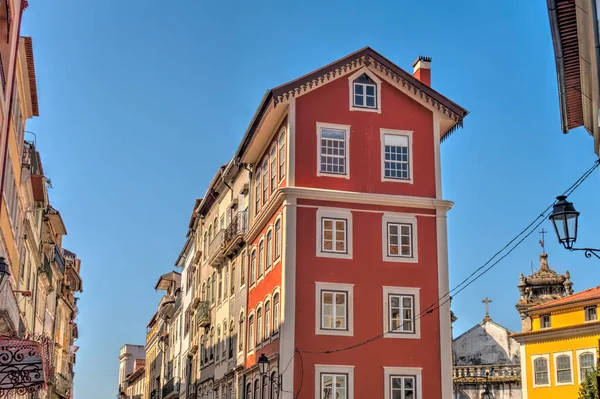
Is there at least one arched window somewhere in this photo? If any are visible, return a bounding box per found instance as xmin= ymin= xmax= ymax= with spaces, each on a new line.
xmin=246 ymin=383 xmax=252 ymax=399
xmin=273 ymin=292 xmax=280 ymax=334
xmin=278 ymin=130 xmax=286 ymax=181
xmin=202 ymin=282 xmax=206 ymax=302
xmin=239 ymin=312 xmax=245 ymax=352
xmin=212 ymin=272 xmax=216 ymax=304
xmin=534 ymin=357 xmax=548 ymax=385
xmin=258 ymin=240 xmax=265 ymax=277
xmin=254 ymin=379 xmax=260 ymax=399
xmin=210 ymin=327 xmax=214 ymax=360
xmin=275 ymin=219 xmax=281 ymax=260
xmin=231 ymin=261 xmax=236 ymax=295
xmin=262 ymin=375 xmax=268 ymax=399
xmin=248 ymin=314 xmax=255 ymax=350
xmin=207 ymin=278 xmax=211 ymax=302
xmin=209 ymin=225 xmax=213 ymax=242
xmin=229 ymin=319 xmax=234 ymax=358
xmin=203 ymin=233 xmax=208 ymax=259
xmin=262 ymin=160 xmax=269 ymax=204
xmin=270 ymin=371 xmax=278 ymax=399
xmin=266 ymin=231 xmax=273 ymax=270
xmin=580 ymin=352 xmax=595 ymax=380
xmin=222 ymin=321 xmax=227 ymax=358
xmin=216 ymin=327 xmax=221 ymax=360
xmin=264 ymin=300 xmax=271 ymax=338
xmin=257 ymin=307 xmax=263 ymax=344
xmin=556 ymin=355 xmax=572 ymax=383
xmin=250 ymin=250 xmax=257 ymax=285
xmin=255 ymin=169 xmax=261 ymax=215
xmin=200 ymin=334 xmax=205 ymax=364
xmin=270 ymin=146 xmax=277 ymax=193
xmin=353 ymin=73 xmax=377 ymax=108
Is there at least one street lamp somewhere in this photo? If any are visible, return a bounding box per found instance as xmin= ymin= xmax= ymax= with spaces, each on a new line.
xmin=481 ymin=371 xmax=492 ymax=399
xmin=257 ymin=353 xmax=281 ymax=398
xmin=549 ymin=195 xmax=600 ymax=259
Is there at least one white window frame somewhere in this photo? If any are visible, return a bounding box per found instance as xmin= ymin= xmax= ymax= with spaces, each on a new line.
xmin=278 ymin=129 xmax=286 ymax=182
xmin=382 ymin=286 xmax=420 ymax=339
xmin=541 ymin=314 xmax=551 ymax=329
xmin=383 ymin=367 xmax=422 ymax=399
xmin=553 ymin=351 xmax=574 ymax=386
xmin=531 ymin=354 xmax=551 ymax=388
xmin=381 ymin=213 xmax=418 ymax=263
xmin=247 ymin=311 xmax=255 ymax=355
xmin=348 ymin=67 xmax=382 ymax=114
xmin=272 ymin=287 xmax=281 ymax=336
xmin=316 ymin=122 xmax=351 ymax=179
xmin=315 ymin=282 xmax=354 ymax=337
xmin=576 ymin=348 xmax=597 ymax=383
xmin=274 ymin=216 xmax=282 ymax=261
xmin=314 ymin=365 xmax=354 ymax=399
xmin=585 ymin=305 xmax=598 ymax=322
xmin=316 ymin=208 xmax=353 ymax=260
xmin=380 ymin=129 xmax=413 ymax=184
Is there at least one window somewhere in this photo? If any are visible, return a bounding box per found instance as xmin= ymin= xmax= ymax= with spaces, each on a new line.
xmin=386 ymin=223 xmax=413 ymax=258
xmin=218 ymin=269 xmax=223 ymax=303
xmin=262 ymin=376 xmax=268 ymax=399
xmin=270 ymin=146 xmax=277 ymax=193
xmin=264 ymin=300 xmax=271 ymax=339
xmin=225 ymin=266 xmax=229 ymax=298
xmin=579 ymin=351 xmax=595 ymax=381
xmin=248 ymin=314 xmax=255 ymax=352
xmin=278 ymin=130 xmax=286 ymax=181
xmin=210 ymin=327 xmax=214 ymax=360
xmin=254 ymin=379 xmax=259 ymax=399
xmin=384 ymin=368 xmax=421 ymax=399
xmin=270 ymin=371 xmax=278 ymax=399
xmin=231 ymin=262 xmax=236 ymax=295
xmin=381 ymin=130 xmax=412 ymax=182
xmin=315 ymin=365 xmax=354 ymax=399
xmin=556 ymin=354 xmax=573 ymax=384
xmin=222 ymin=322 xmax=227 ymax=358
xmin=275 ymin=219 xmax=281 ymax=260
xmin=229 ymin=322 xmax=234 ymax=359
xmin=317 ymin=123 xmax=350 ymax=177
xmin=250 ymin=250 xmax=257 ymax=285
xmin=585 ymin=306 xmax=597 ymax=322
xmin=241 ymin=251 xmax=246 ymax=286
xmin=541 ymin=314 xmax=551 ymax=329
xmin=262 ymin=160 xmax=269 ymax=204
xmin=256 ymin=307 xmax=263 ymax=344
xmin=273 ymin=292 xmax=280 ymax=334
xmin=322 ymin=218 xmax=346 ymax=253
xmin=238 ymin=312 xmax=245 ymax=352
xmin=383 ymin=287 xmax=420 ymax=339
xmin=353 ymin=73 xmax=377 ymax=108
xmin=258 ymin=240 xmax=265 ymax=277
xmin=255 ymin=170 xmax=261 ymax=214
xmin=266 ymin=230 xmax=273 ymax=270
xmin=315 ymin=282 xmax=354 ymax=336
xmin=216 ymin=327 xmax=221 ymax=360
xmin=212 ymin=273 xmax=216 ymax=304
xmin=246 ymin=383 xmax=252 ymax=399
xmin=321 ymin=374 xmax=347 ymax=399
xmin=203 ymin=233 xmax=208 ymax=259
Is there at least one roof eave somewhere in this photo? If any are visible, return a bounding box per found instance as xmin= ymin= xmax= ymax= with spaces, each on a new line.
xmin=547 ymin=0 xmax=571 ymax=133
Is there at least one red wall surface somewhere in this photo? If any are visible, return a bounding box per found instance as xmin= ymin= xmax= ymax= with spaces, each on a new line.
xmin=295 ymin=74 xmax=436 ymax=198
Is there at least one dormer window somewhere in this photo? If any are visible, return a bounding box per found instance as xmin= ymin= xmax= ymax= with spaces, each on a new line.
xmin=541 ymin=314 xmax=551 ymax=329
xmin=353 ymin=74 xmax=377 ymax=108
xmin=585 ymin=306 xmax=597 ymax=322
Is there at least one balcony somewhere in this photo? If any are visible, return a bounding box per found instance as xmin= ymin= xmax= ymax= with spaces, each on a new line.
xmin=162 ymin=377 xmax=180 ymax=399
xmin=206 ymin=229 xmax=226 ymax=266
xmin=158 ymin=294 xmax=176 ymax=319
xmin=453 ymin=364 xmax=521 ymax=383
xmin=0 ymin=283 xmax=19 ymax=334
xmin=195 ymin=301 xmax=210 ymax=328
xmin=52 ymin=246 xmax=65 ymax=274
xmin=54 ymin=373 xmax=72 ymax=398
xmin=223 ymin=210 xmax=248 ymax=256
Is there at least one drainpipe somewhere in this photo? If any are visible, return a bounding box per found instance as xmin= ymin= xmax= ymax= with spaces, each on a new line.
xmin=0 ymin=0 xmax=27 ymax=228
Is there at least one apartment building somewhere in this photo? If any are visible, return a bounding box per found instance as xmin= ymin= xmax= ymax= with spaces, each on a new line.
xmin=137 ymin=46 xmax=467 ymax=399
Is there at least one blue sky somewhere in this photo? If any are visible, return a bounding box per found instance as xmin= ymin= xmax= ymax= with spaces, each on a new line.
xmin=20 ymin=1 xmax=600 ymax=398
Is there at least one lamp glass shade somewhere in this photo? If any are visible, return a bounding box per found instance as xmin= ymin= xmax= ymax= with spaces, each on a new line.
xmin=258 ymin=354 xmax=269 ymax=375
xmin=550 ymin=196 xmax=579 ymax=249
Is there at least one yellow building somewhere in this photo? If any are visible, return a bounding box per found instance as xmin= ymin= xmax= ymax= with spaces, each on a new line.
xmin=512 ymin=286 xmax=600 ymax=399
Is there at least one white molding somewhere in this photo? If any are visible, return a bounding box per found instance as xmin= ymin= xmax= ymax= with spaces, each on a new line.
xmin=314 ymin=365 xmax=354 ymax=399
xmin=265 ymin=225 xmax=274 ymax=273
xmin=383 ymin=367 xmax=422 ymax=399
xmin=347 ymin=67 xmax=382 ymax=114
xmin=530 ymin=354 xmax=551 ymax=388
xmin=278 ymin=128 xmax=286 ymax=184
xmin=575 ymin=348 xmax=597 ymax=384
xmin=315 ymin=208 xmax=353 ymax=260
xmin=380 ymin=129 xmax=414 ymax=184
xmin=280 ymin=186 xmax=453 ymax=211
xmin=433 ymin=114 xmax=442 ymax=199
xmin=280 ymin=198 xmax=297 ymax=398
xmin=288 ymin=98 xmax=295 ymax=186
xmin=520 ymin=345 xmax=528 ymax=399
xmin=381 ymin=213 xmax=418 ymax=263
xmin=315 ymin=282 xmax=354 ymax=337
xmin=436 ymin=207 xmax=452 ymax=399
xmin=273 ymin=215 xmax=283 ymax=263
xmin=382 ymin=286 xmax=420 ymax=339
xmin=271 ymin=286 xmax=281 ymax=336
xmin=553 ymin=351 xmax=574 ymax=386
xmin=316 ymin=122 xmax=351 ymax=179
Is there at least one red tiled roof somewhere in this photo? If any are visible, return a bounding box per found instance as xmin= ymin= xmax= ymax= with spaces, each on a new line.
xmin=527 ymin=286 xmax=600 ymax=312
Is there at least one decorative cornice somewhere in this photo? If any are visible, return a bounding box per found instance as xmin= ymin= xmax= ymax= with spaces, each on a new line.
xmin=511 ymin=320 xmax=600 ymax=343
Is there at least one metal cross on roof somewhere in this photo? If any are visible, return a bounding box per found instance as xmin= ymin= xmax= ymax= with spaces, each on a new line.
xmin=482 ymin=297 xmax=492 ymax=322
xmin=539 ymin=228 xmax=547 ymax=254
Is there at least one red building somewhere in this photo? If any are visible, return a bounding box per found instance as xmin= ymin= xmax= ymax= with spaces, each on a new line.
xmin=234 ymin=47 xmax=467 ymax=399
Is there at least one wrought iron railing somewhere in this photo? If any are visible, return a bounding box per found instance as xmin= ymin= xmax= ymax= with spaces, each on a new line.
xmin=53 ymin=246 xmax=65 ymax=274
xmin=54 ymin=373 xmax=72 ymax=397
xmin=196 ymin=301 xmax=210 ymax=327
xmin=207 ymin=229 xmax=224 ymax=263
xmin=223 ymin=210 xmax=248 ymax=248
xmin=162 ymin=377 xmax=180 ymax=397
